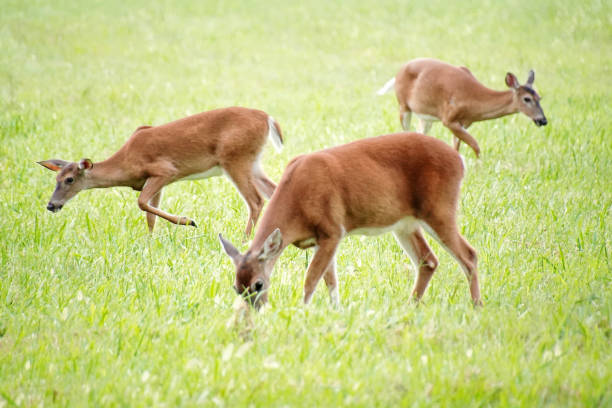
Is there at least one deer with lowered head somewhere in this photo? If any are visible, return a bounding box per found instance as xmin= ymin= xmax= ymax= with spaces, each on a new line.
xmin=219 ymin=131 xmax=481 ymax=309
xmin=38 ymin=106 xmax=283 ymax=235
xmin=377 ymin=58 xmax=547 ymax=157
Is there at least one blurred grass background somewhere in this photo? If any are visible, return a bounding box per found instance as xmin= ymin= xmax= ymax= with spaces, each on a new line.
xmin=1 ymin=0 xmax=610 ymax=406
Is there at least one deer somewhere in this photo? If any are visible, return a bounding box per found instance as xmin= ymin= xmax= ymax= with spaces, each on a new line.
xmin=219 ymin=131 xmax=481 ymax=310
xmin=38 ymin=106 xmax=283 ymax=235
xmin=377 ymin=58 xmax=547 ymax=157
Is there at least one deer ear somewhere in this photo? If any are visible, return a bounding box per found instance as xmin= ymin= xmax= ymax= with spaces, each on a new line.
xmin=505 ymin=72 xmax=520 ymax=89
xmin=526 ymin=70 xmax=535 ymax=86
xmin=219 ymin=234 xmax=242 ymax=264
xmin=37 ymin=159 xmax=69 ymax=172
xmin=78 ymin=158 xmax=93 ymax=171
xmin=258 ymin=228 xmax=283 ymax=261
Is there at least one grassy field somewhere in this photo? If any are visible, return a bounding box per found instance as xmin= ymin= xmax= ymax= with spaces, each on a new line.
xmin=1 ymin=0 xmax=611 ymax=406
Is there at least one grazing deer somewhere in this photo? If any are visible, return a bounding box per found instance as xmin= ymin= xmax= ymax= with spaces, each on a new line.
xmin=219 ymin=132 xmax=481 ymax=309
xmin=38 ymin=107 xmax=283 ymax=235
xmin=377 ymin=58 xmax=547 ymax=156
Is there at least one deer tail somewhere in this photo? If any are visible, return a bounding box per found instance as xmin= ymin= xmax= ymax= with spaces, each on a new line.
xmin=267 ymin=116 xmax=283 ymax=152
xmin=376 ymin=77 xmax=396 ymax=95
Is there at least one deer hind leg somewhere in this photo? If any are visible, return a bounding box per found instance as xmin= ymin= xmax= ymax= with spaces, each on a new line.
xmin=394 ymin=226 xmax=439 ymax=301
xmin=303 ymin=236 xmax=341 ymax=305
xmin=252 ymin=161 xmax=276 ymax=199
xmin=417 ymin=117 xmax=434 ymax=134
xmin=322 ymin=254 xmax=339 ymax=306
xmin=223 ymin=161 xmax=265 ymax=237
xmin=400 ymin=108 xmax=412 ymax=131
xmin=421 ymin=217 xmax=481 ymax=306
xmin=138 ymin=177 xmax=196 ymax=229
xmin=145 ymin=190 xmax=163 ymax=232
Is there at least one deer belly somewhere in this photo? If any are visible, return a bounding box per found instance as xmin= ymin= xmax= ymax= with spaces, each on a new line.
xmin=415 ymin=113 xmax=440 ymax=122
xmin=349 ymin=216 xmax=420 ymax=236
xmin=180 ymin=166 xmax=223 ymax=181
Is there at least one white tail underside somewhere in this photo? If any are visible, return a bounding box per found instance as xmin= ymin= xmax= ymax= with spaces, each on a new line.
xmin=376 ymin=77 xmax=396 ymax=95
xmin=267 ymin=116 xmax=283 ymax=152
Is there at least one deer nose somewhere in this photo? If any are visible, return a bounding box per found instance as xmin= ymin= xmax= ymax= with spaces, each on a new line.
xmin=47 ymin=203 xmax=63 ymax=212
xmin=534 ymin=117 xmax=547 ymax=126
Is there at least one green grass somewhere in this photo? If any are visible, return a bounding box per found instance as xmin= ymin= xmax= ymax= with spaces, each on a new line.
xmin=1 ymin=0 xmax=611 ymax=406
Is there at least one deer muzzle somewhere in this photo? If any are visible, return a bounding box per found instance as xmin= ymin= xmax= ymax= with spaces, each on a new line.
xmin=47 ymin=202 xmax=63 ymax=212
xmin=534 ymin=116 xmax=548 ymax=126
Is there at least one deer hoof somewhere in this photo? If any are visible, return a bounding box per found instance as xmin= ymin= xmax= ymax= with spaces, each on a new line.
xmin=189 ymin=220 xmax=197 ymax=227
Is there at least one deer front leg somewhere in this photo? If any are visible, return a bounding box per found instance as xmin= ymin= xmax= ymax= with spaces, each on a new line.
xmin=138 ymin=177 xmax=197 ymax=229
xmin=453 ymin=136 xmax=461 ymax=152
xmin=303 ymin=238 xmax=340 ymax=304
xmin=443 ymin=121 xmax=480 ymax=157
xmin=146 ymin=190 xmax=162 ymax=232
xmin=453 ymin=122 xmax=472 ymax=152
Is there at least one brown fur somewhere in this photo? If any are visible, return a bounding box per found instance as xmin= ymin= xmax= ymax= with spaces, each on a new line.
xmin=39 ymin=106 xmax=283 ymax=234
xmin=392 ymin=58 xmax=547 ymax=156
xmin=220 ymin=132 xmax=481 ymax=308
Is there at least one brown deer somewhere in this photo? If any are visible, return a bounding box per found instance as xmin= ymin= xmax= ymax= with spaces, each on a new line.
xmin=38 ymin=106 xmax=283 ymax=235
xmin=377 ymin=58 xmax=547 ymax=156
xmin=219 ymin=132 xmax=481 ymax=309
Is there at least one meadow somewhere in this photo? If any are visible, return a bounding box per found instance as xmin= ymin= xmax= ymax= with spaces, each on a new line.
xmin=1 ymin=0 xmax=611 ymax=406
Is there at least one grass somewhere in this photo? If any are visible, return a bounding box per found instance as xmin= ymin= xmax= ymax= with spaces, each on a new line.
xmin=1 ymin=0 xmax=611 ymax=406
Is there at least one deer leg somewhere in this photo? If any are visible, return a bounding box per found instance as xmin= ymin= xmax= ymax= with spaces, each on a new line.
xmin=145 ymin=190 xmax=163 ymax=232
xmin=322 ymin=254 xmax=339 ymax=305
xmin=421 ymin=218 xmax=481 ymax=306
xmin=224 ymin=162 xmax=264 ymax=237
xmin=138 ymin=177 xmax=196 ymax=228
xmin=304 ymin=237 xmax=341 ymax=304
xmin=252 ymin=161 xmax=276 ymax=199
xmin=393 ymin=226 xmax=439 ymax=301
xmin=400 ymin=109 xmax=412 ymax=131
xmin=454 ymin=123 xmax=472 ymax=151
xmin=443 ymin=121 xmax=480 ymax=157
xmin=417 ymin=118 xmax=433 ymax=134
xmin=254 ymin=176 xmax=276 ymax=199
xmin=453 ymin=136 xmax=461 ymax=152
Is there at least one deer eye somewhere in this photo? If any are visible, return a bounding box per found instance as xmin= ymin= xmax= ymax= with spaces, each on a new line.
xmin=65 ymin=177 xmax=75 ymax=184
xmin=523 ymin=97 xmax=532 ymax=103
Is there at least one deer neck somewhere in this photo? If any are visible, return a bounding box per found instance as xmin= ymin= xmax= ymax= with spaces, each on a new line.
xmin=251 ymin=223 xmax=286 ymax=253
xmin=250 ymin=210 xmax=300 ymax=256
xmin=471 ymin=89 xmax=517 ymax=121
xmin=86 ymin=154 xmax=136 ymax=189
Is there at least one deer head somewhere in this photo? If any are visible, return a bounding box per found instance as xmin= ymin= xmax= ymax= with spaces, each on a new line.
xmin=219 ymin=229 xmax=283 ymax=309
xmin=505 ymin=70 xmax=547 ymax=127
xmin=38 ymin=158 xmax=93 ymax=212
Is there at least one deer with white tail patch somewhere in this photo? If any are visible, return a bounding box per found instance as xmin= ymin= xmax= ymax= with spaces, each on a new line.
xmin=39 ymin=106 xmax=283 ymax=234
xmin=378 ymin=58 xmax=547 ymax=157
xmin=219 ymin=132 xmax=481 ymax=309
